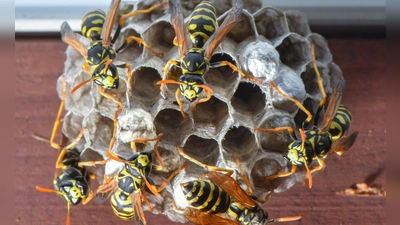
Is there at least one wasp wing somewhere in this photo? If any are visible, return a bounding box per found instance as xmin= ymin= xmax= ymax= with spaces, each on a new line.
xmin=329 ymin=131 xmax=358 ymax=155
xmin=318 ymin=79 xmax=346 ymax=133
xmin=183 ymin=207 xmax=240 ymax=225
xmin=207 ymin=172 xmax=256 ymax=208
xmin=102 ymin=0 xmax=121 ymax=46
xmin=171 ymin=0 xmax=187 ymax=57
xmin=133 ymin=191 xmax=146 ymax=225
xmin=94 ymin=177 xmax=118 ymax=204
xmin=203 ymin=0 xmax=243 ymax=60
xmin=60 ymin=22 xmax=88 ymax=58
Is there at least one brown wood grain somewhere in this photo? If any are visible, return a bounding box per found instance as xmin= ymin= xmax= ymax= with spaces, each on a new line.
xmin=15 ymin=37 xmax=385 ymax=225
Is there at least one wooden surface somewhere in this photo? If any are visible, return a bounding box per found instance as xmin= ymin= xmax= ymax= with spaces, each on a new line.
xmin=15 ymin=37 xmax=385 ymax=225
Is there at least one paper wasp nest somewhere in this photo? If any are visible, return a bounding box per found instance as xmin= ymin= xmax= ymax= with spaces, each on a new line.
xmin=58 ymin=0 xmax=343 ymax=223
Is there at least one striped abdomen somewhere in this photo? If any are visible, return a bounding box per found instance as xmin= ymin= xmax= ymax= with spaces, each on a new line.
xmin=181 ymin=180 xmax=230 ymax=214
xmin=188 ymin=1 xmax=217 ymax=48
xmin=329 ymin=104 xmax=352 ymax=140
xmin=110 ymin=189 xmax=134 ymax=220
xmin=81 ymin=9 xmax=106 ymax=41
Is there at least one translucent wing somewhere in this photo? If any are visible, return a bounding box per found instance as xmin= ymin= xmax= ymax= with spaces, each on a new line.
xmin=329 ymin=131 xmax=358 ymax=155
xmin=133 ymin=191 xmax=146 ymax=225
xmin=203 ymin=0 xmax=243 ymax=59
xmin=60 ymin=22 xmax=88 ymax=58
xmin=183 ymin=207 xmax=240 ymax=225
xmin=171 ymin=0 xmax=187 ymax=57
xmin=94 ymin=178 xmax=118 ymax=204
xmin=102 ymin=0 xmax=121 ymax=46
xmin=207 ymin=172 xmax=256 ymax=208
xmin=318 ymin=79 xmax=346 ymax=133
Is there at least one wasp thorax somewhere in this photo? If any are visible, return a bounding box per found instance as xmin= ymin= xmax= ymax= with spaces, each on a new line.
xmin=182 ymin=48 xmax=208 ymax=74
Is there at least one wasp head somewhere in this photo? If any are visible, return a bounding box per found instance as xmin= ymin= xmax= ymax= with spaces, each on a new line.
xmin=178 ymin=75 xmax=205 ymax=102
xmin=284 ymin=140 xmax=313 ymax=165
xmin=94 ymin=63 xmax=119 ymax=89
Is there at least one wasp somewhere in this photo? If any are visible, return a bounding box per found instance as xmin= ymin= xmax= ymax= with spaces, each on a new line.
xmin=174 ymin=145 xmax=302 ymax=224
xmin=254 ymin=44 xmax=358 ymax=188
xmin=61 ymin=0 xmax=166 ymax=152
xmin=34 ymin=76 xmax=94 ymax=225
xmin=157 ymin=0 xmax=260 ymax=118
xmin=80 ymin=134 xmax=187 ymax=224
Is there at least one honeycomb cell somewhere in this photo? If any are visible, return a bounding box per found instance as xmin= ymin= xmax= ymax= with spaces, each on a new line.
xmin=224 ymin=9 xmax=257 ymax=43
xmin=301 ymin=62 xmax=331 ymax=96
xmin=270 ymin=66 xmax=307 ymax=114
xmin=115 ymin=28 xmax=147 ymax=61
xmin=276 ymin=33 xmax=311 ymax=74
xmin=250 ymin=153 xmax=287 ymax=191
xmin=82 ymin=111 xmax=114 ymax=154
xmin=231 ymin=82 xmax=266 ymax=119
xmin=253 ymin=7 xmax=289 ymax=45
xmin=222 ymin=126 xmax=257 ymax=159
xmin=141 ymin=20 xmax=175 ymax=58
xmin=130 ymin=66 xmax=162 ymax=108
xmin=80 ymin=147 xmax=107 ymax=184
xmin=192 ymin=96 xmax=229 ymax=137
xmin=62 ymin=111 xmax=85 ymax=150
xmin=237 ymin=39 xmax=279 ymax=81
xmin=285 ymin=10 xmax=311 ymax=37
xmin=255 ymin=112 xmax=295 ymax=153
xmin=154 ymin=108 xmax=192 ymax=145
xmin=308 ymin=33 xmax=333 ymax=65
xmin=92 ymin=78 xmax=128 ymax=120
xmin=293 ymin=97 xmax=319 ymax=128
xmin=116 ymin=108 xmax=155 ymax=144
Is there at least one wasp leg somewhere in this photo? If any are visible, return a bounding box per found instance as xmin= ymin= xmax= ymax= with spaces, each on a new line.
xmin=310 ymin=44 xmax=327 ymax=126
xmin=98 ymin=86 xmax=123 ymax=152
xmin=116 ymin=63 xmax=133 ymax=91
xmin=152 ymin=162 xmax=188 ymax=194
xmin=49 ymin=76 xmax=67 ymax=150
xmin=210 ymin=60 xmax=262 ymax=84
xmin=116 ymin=35 xmax=164 ymax=57
xmin=55 ymin=127 xmax=86 ymax=169
xmin=266 ymin=215 xmax=302 ymax=224
xmin=191 ymin=86 xmax=212 ymax=112
xmin=254 ymin=126 xmax=296 ymax=140
xmin=82 ymin=190 xmax=94 ymax=204
xmin=232 ymin=152 xmax=253 ymax=195
xmin=141 ymin=192 xmax=153 ymax=212
xmin=174 ymin=88 xmax=186 ymax=119
xmin=160 ymin=59 xmax=181 ymax=91
xmin=131 ymin=133 xmax=165 ymax=170
xmin=269 ymin=81 xmax=313 ymax=129
xmin=112 ymin=1 xmax=167 ymax=44
xmin=176 ymin=145 xmax=233 ymax=176
xmin=263 ymin=164 xmax=297 ymax=180
xmin=310 ymin=158 xmax=325 ymax=175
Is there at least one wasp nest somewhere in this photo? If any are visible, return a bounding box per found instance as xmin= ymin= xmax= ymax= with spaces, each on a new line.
xmin=58 ymin=0 xmax=344 ymax=223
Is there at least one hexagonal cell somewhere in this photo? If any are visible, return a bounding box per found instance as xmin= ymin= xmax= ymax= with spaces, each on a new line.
xmin=156 ymin=145 xmax=187 ymax=173
xmin=141 ymin=20 xmax=175 ymax=57
xmin=224 ymin=10 xmax=257 ymax=43
xmin=180 ymin=135 xmax=220 ymax=173
xmin=293 ymin=97 xmax=319 ymax=129
xmin=117 ymin=108 xmax=156 ymax=144
xmin=308 ymin=33 xmax=333 ymax=65
xmin=255 ymin=113 xmax=295 ymax=153
xmin=61 ymin=111 xmax=85 ymax=150
xmin=270 ymin=66 xmax=307 ymax=114
xmin=237 ymin=39 xmax=280 ymax=81
xmin=301 ymin=62 xmax=331 ymax=97
xmin=276 ymin=33 xmax=311 ymax=74
xmin=83 ymin=111 xmax=114 ymax=153
xmin=250 ymin=156 xmax=286 ymax=191
xmin=328 ymin=62 xmax=344 ymax=91
xmin=115 ymin=28 xmax=147 ymax=61
xmin=231 ymin=82 xmax=266 ymax=119
xmin=154 ymin=108 xmax=192 ymax=145
xmin=92 ymin=78 xmax=128 ymax=120
xmin=253 ymin=7 xmax=289 ymax=44
xmin=130 ymin=66 xmax=162 ymax=108
xmin=80 ymin=147 xmax=106 ymax=184
xmin=222 ymin=126 xmax=257 ymax=159
xmin=192 ymin=96 xmax=229 ymax=136
xmin=285 ymin=10 xmax=311 ymax=37
xmin=204 ymin=53 xmax=241 ymax=100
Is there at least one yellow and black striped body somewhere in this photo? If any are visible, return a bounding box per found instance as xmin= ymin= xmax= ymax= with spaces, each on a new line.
xmin=328 ymin=104 xmax=352 ymax=140
xmin=81 ymin=9 xmax=106 ymax=41
xmin=227 ymin=201 xmax=268 ymax=225
xmin=188 ymin=1 xmax=217 ymax=48
xmin=54 ymin=148 xmax=91 ymax=205
xmin=110 ymin=152 xmax=152 ymax=220
xmin=181 ymin=180 xmax=231 ymax=214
